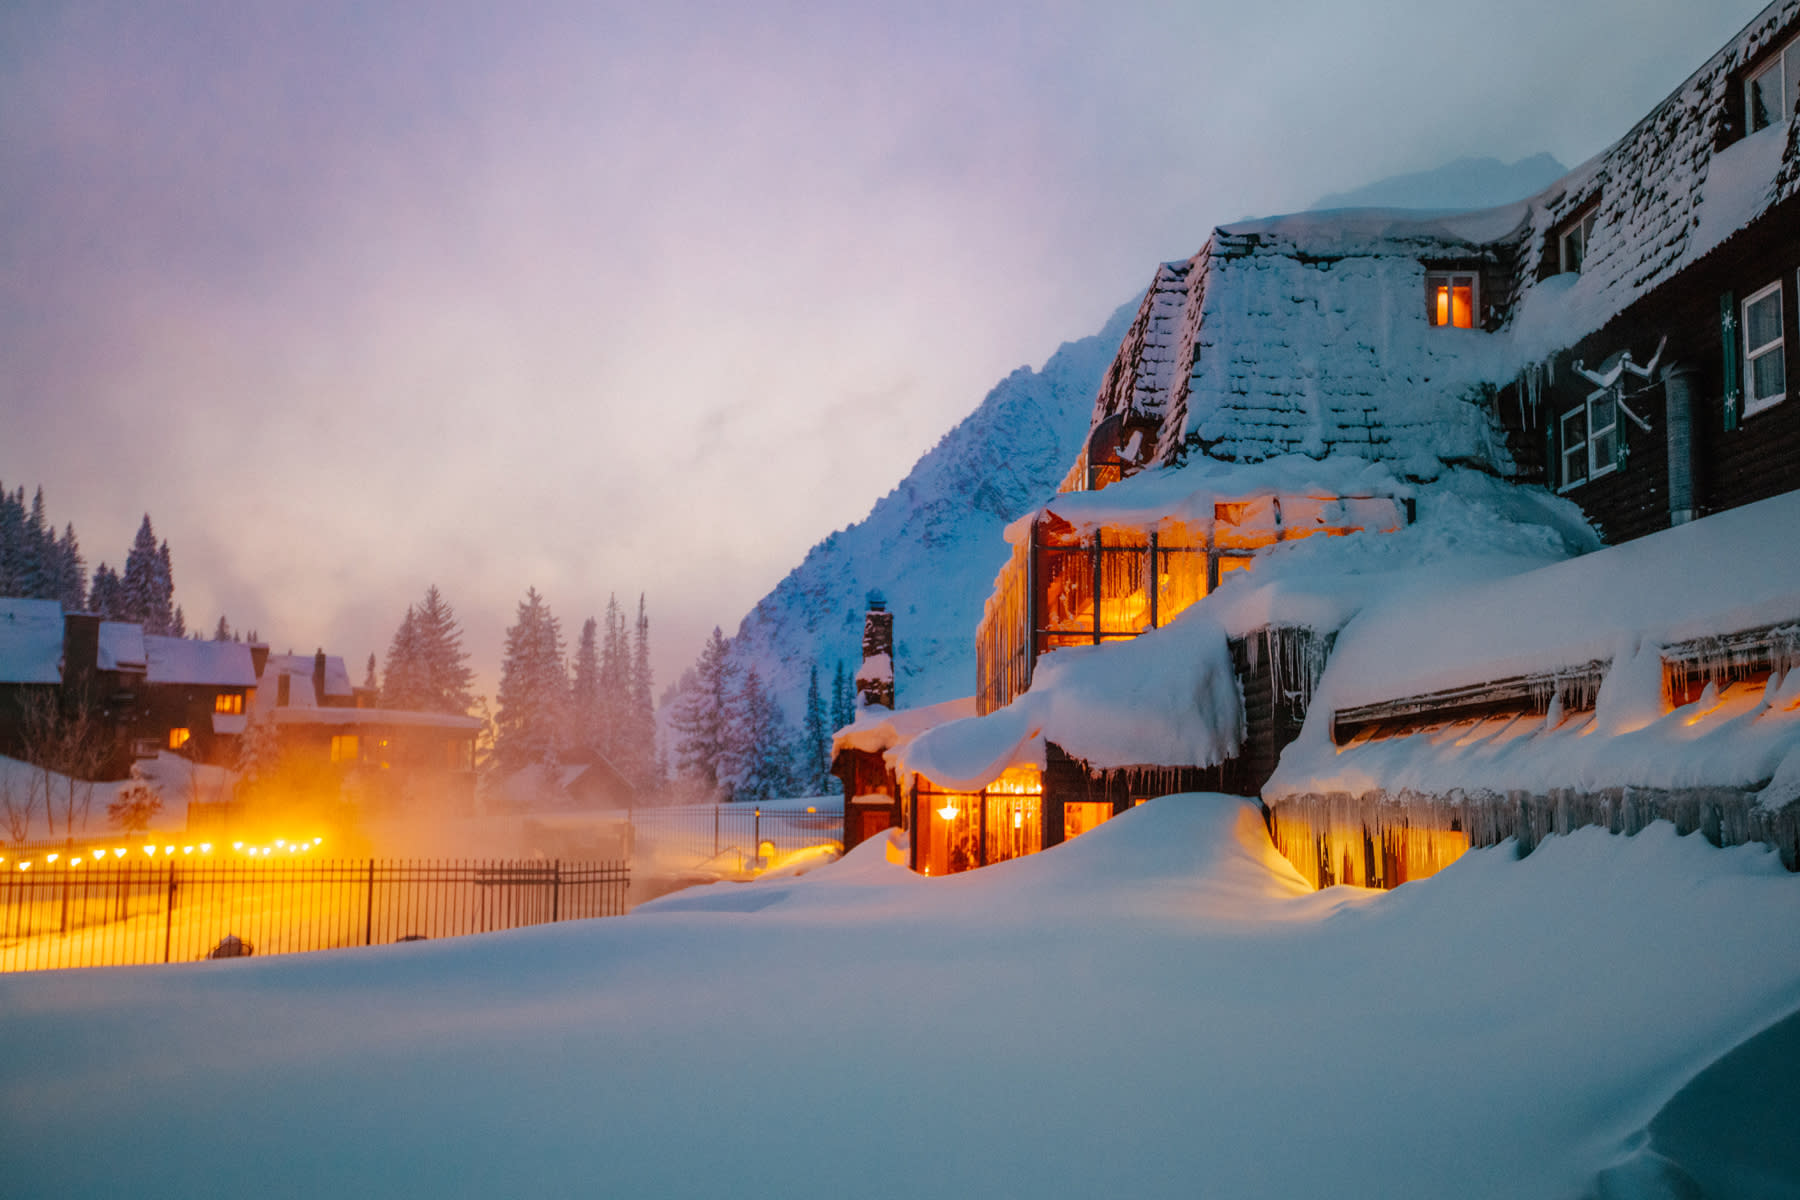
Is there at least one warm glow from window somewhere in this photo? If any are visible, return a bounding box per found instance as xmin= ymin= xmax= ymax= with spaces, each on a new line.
xmin=330 ymin=734 xmax=360 ymax=764
xmin=168 ymin=727 xmax=191 ymax=750
xmin=214 ymin=692 xmax=244 ymax=715
xmin=1064 ymin=801 xmax=1113 ymax=839
xmin=1426 ymin=272 xmax=1477 ymax=328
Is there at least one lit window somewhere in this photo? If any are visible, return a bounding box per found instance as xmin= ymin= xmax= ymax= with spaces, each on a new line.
xmin=1558 ymin=208 xmax=1599 ymax=274
xmin=330 ymin=734 xmax=360 ymax=764
xmin=1559 ymin=391 xmax=1619 ymax=490
xmin=1747 ymin=34 xmax=1800 ymax=133
xmin=1743 ymin=280 xmax=1786 ymax=416
xmin=1426 ymin=272 xmax=1478 ymax=328
xmin=168 ymin=727 xmax=191 ymax=750
xmin=214 ymin=692 xmax=243 ymax=715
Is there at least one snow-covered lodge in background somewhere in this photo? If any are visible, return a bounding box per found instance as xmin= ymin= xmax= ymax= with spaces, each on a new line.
xmin=833 ymin=0 xmax=1800 ymax=881
xmin=0 ymin=603 xmax=480 ymax=826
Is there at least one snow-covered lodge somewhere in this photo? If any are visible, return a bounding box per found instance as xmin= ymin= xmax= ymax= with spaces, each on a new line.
xmin=834 ymin=0 xmax=1800 ymax=881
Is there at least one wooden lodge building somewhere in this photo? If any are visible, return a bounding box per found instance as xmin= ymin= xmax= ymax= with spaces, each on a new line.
xmin=832 ymin=0 xmax=1800 ymax=883
xmin=0 ymin=605 xmax=479 ymax=827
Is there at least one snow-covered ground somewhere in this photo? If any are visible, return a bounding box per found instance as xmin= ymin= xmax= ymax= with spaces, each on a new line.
xmin=2 ymin=796 xmax=1795 ymax=1199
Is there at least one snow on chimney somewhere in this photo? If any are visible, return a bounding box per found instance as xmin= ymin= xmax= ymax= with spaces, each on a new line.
xmin=856 ymin=592 xmax=894 ymax=710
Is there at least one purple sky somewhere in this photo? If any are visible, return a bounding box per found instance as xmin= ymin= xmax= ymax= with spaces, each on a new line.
xmin=0 ymin=0 xmax=1768 ymax=702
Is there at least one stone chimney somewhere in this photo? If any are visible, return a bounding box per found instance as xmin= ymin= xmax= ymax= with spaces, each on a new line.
xmin=855 ymin=593 xmax=894 ymax=710
xmin=313 ymin=649 xmax=328 ymax=705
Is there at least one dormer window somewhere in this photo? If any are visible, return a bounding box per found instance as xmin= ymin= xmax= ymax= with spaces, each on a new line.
xmin=1557 ymin=206 xmax=1599 ymax=274
xmin=1747 ymin=32 xmax=1800 ymax=132
xmin=1426 ymin=272 xmax=1478 ymax=328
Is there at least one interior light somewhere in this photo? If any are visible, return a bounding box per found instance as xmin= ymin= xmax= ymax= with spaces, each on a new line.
xmin=46 ymin=853 xmax=58 ymax=863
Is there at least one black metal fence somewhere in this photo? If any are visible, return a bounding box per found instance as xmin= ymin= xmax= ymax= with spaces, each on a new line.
xmin=0 ymin=858 xmax=629 ymax=973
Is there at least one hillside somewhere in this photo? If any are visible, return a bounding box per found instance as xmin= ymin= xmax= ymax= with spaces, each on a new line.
xmin=713 ymin=299 xmax=1137 ymax=718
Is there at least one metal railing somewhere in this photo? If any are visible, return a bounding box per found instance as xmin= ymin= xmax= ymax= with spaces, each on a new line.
xmin=0 ymin=857 xmax=629 ymax=973
xmin=626 ymin=803 xmax=843 ymax=875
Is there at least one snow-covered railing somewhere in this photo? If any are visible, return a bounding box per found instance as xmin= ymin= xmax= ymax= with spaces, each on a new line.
xmin=1331 ymin=659 xmax=1611 ymax=746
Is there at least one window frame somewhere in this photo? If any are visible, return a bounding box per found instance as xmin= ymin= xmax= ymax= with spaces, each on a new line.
xmin=1746 ymin=33 xmax=1800 ymax=133
xmin=1742 ymin=279 xmax=1787 ymax=417
xmin=1425 ymin=271 xmax=1480 ymax=329
xmin=1557 ymin=207 xmax=1599 ymax=274
xmin=1558 ymin=392 xmax=1620 ymax=492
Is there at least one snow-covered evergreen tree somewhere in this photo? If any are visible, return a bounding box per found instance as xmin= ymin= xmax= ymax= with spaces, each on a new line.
xmin=213 ymin=615 xmax=233 ymax=642
xmin=570 ymin=616 xmax=602 ymax=754
xmin=51 ymin=524 xmax=85 ymax=611
xmin=363 ymin=653 xmax=377 ymax=690
xmin=724 ymin=668 xmax=797 ymax=803
xmin=625 ymin=594 xmax=658 ymax=789
xmin=380 ymin=586 xmax=475 ymax=714
xmin=494 ymin=587 xmax=568 ymax=773
xmin=669 ymin=628 xmax=731 ymax=799
xmin=381 ymin=607 xmax=425 ymax=708
xmin=803 ymin=661 xmax=831 ymax=795
xmin=830 ymin=660 xmax=855 ymax=733
xmin=598 ymin=595 xmax=628 ymax=760
xmin=120 ymin=515 xmax=178 ymax=634
xmin=89 ymin=563 xmax=124 ymax=619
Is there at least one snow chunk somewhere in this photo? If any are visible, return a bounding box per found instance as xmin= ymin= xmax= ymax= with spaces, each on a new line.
xmin=96 ymin=622 xmax=145 ymax=672
xmin=832 ymin=696 xmax=976 ymax=757
xmin=854 ymin=652 xmax=892 ymax=684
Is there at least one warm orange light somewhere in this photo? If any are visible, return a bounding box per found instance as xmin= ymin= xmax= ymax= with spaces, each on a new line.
xmin=183 ymin=845 xmax=194 ymax=855
xmin=169 ymin=727 xmax=191 ymax=750
xmin=19 ymin=861 xmax=30 ymax=871
xmin=232 ymin=841 xmax=244 ymax=850
xmin=70 ymin=856 xmax=82 ymax=865
xmin=163 ymin=845 xmax=174 ymax=856
xmin=1435 ymin=285 xmax=1450 ymax=326
xmin=936 ymin=802 xmax=961 ymax=821
xmin=113 ymin=847 xmax=126 ymax=858
xmin=200 ymin=843 xmax=212 ymax=853
xmin=143 ymin=845 xmax=156 ymax=856
xmin=46 ymin=853 xmax=58 ymax=863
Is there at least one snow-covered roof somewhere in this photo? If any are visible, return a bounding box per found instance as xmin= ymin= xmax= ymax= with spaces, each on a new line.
xmin=0 ymin=598 xmax=63 ymax=685
xmin=1084 ymin=0 xmax=1800 ymax=479
xmin=254 ymin=652 xmax=355 ymax=710
xmin=144 ymin=636 xmax=257 ymax=688
xmin=97 ymin=622 xmax=145 ymax=672
xmin=1011 ymin=454 xmax=1411 ymax=543
xmin=832 ymin=695 xmax=977 ymax=758
xmin=896 ymin=607 xmax=1244 ymax=789
xmin=268 ymin=707 xmax=482 ymax=731
xmin=1319 ymin=489 xmax=1800 ymax=711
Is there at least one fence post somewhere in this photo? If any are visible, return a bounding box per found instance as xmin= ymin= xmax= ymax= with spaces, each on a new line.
xmin=552 ymin=859 xmax=560 ymax=923
xmin=163 ymin=860 xmax=177 ymax=963
xmin=365 ymin=859 xmax=376 ymax=946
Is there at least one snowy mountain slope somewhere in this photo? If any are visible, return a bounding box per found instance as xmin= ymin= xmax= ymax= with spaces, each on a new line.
xmin=714 ymin=299 xmax=1137 ymax=719
xmin=1309 ymin=153 xmax=1567 ymax=212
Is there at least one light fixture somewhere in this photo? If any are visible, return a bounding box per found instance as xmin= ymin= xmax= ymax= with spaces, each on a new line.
xmin=936 ymin=801 xmax=960 ymax=821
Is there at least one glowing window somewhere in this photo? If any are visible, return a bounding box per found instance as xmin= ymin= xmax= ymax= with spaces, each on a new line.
xmin=1744 ymin=280 xmax=1786 ymax=416
xmin=1747 ymin=34 xmax=1800 ymax=133
xmin=1064 ymin=801 xmax=1113 ymax=839
xmin=168 ymin=727 xmax=191 ymax=750
xmin=1426 ymin=272 xmax=1477 ymax=328
xmin=214 ymin=692 xmax=243 ymax=715
xmin=330 ymin=734 xmax=360 ymax=765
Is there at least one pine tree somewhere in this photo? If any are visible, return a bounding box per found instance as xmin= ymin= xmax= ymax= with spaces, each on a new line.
xmin=363 ymin=653 xmax=378 ymax=691
xmin=89 ymin=563 xmax=125 ymax=619
xmin=723 ymin=668 xmax=796 ymax=803
xmin=413 ymin=585 xmax=475 ymax=714
xmin=120 ymin=516 xmax=178 ymax=634
xmin=381 ymin=607 xmax=425 ymax=709
xmin=598 ymin=594 xmax=628 ymax=760
xmin=52 ymin=524 xmax=85 ymax=611
xmin=214 ymin=615 xmax=233 ymax=641
xmin=170 ymin=604 xmax=185 ymax=638
xmin=570 ymin=616 xmax=602 ymax=755
xmin=669 ymin=628 xmax=731 ymax=799
xmin=804 ymin=661 xmax=831 ymax=795
xmin=625 ymin=594 xmax=658 ymax=789
xmin=494 ymin=587 xmax=568 ymax=773
xmin=831 ymin=660 xmax=855 ymax=732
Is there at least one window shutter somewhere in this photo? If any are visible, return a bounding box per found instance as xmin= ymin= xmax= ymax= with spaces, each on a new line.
xmin=1721 ymin=291 xmax=1741 ymax=431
